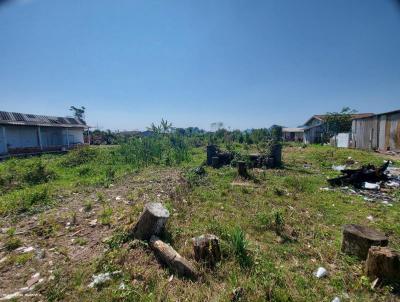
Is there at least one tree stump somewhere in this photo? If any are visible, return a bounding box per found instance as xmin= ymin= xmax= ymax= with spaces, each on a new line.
xmin=237 ymin=161 xmax=248 ymax=178
xmin=271 ymin=143 xmax=282 ymax=167
xmin=192 ymin=234 xmax=221 ymax=268
xmin=207 ymin=145 xmax=218 ymax=166
xmin=211 ymin=156 xmax=220 ymax=168
xmin=150 ymin=236 xmax=197 ymax=279
xmin=365 ymin=246 xmax=400 ymax=282
xmin=341 ymin=224 xmax=388 ymax=259
xmin=132 ymin=202 xmax=170 ymax=241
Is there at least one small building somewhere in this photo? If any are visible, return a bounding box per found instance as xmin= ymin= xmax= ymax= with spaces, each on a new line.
xmin=282 ymin=128 xmax=304 ymax=142
xmin=303 ymin=113 xmax=374 ymax=144
xmin=351 ymin=109 xmax=400 ymax=152
xmin=0 ymin=111 xmax=89 ymax=157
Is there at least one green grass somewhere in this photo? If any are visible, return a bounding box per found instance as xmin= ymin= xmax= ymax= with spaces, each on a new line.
xmin=0 ymin=136 xmax=191 ymax=216
xmin=2 ymin=143 xmax=400 ymax=301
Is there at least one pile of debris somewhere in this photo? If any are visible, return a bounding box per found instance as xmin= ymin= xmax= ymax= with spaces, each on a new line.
xmin=206 ymin=144 xmax=282 ymax=169
xmin=327 ymin=161 xmax=400 ymax=204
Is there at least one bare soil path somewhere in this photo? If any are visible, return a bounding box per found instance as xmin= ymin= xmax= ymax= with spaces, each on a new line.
xmin=0 ymin=167 xmax=182 ymax=300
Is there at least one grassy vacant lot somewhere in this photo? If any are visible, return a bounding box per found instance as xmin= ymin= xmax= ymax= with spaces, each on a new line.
xmin=0 ymin=143 xmax=399 ymax=301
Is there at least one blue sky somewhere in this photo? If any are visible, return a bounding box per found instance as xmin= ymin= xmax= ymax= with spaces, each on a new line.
xmin=0 ymin=0 xmax=399 ymax=131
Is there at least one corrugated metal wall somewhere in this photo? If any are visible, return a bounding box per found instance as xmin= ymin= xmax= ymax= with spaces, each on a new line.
xmin=304 ymin=124 xmax=324 ymax=144
xmin=351 ymin=112 xmax=400 ymax=151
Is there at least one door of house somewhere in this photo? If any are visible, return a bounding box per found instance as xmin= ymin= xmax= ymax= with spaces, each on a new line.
xmin=0 ymin=127 xmax=6 ymax=154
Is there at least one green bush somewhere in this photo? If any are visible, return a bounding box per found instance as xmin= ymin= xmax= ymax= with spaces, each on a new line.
xmin=61 ymin=146 xmax=99 ymax=167
xmin=22 ymin=158 xmax=56 ymax=185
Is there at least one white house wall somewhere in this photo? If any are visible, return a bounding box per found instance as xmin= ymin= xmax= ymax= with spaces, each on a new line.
xmin=40 ymin=127 xmax=63 ymax=147
xmin=62 ymin=128 xmax=84 ymax=145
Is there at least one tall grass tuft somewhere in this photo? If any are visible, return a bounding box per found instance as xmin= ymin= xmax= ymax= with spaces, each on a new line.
xmin=115 ymin=134 xmax=189 ymax=168
xmin=229 ymin=227 xmax=252 ymax=268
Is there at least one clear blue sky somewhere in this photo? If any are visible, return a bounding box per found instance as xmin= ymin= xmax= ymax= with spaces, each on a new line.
xmin=0 ymin=0 xmax=399 ymax=131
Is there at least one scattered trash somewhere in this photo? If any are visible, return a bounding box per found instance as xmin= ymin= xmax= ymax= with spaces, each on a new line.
xmin=362 ymin=182 xmax=380 ymax=190
xmin=314 ymin=267 xmax=328 ymax=278
xmin=168 ymin=275 xmax=174 ymax=282
xmin=89 ymin=219 xmax=97 ymax=227
xmin=320 ymin=187 xmax=333 ymax=191
xmin=15 ymin=246 xmax=35 ymax=253
xmin=329 ymin=162 xmax=389 ymax=187
xmin=366 ymin=215 xmax=374 ymax=222
xmin=332 ymin=297 xmax=341 ymax=302
xmin=332 ymin=165 xmax=346 ymax=171
xmin=88 ymin=271 xmax=121 ymax=288
xmin=118 ymin=282 xmax=126 ymax=290
xmin=115 ymin=196 xmax=122 ymax=201
xmin=386 ymin=181 xmax=400 ymax=188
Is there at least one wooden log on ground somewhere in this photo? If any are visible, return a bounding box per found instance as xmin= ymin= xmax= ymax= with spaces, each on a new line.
xmin=192 ymin=234 xmax=221 ymax=268
xmin=132 ymin=202 xmax=170 ymax=241
xmin=365 ymin=246 xmax=400 ymax=282
xmin=237 ymin=161 xmax=248 ymax=178
xmin=341 ymin=224 xmax=388 ymax=259
xmin=150 ymin=236 xmax=198 ymax=279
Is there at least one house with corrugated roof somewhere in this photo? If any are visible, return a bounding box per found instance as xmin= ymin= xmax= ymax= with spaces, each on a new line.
xmin=303 ymin=113 xmax=374 ymax=144
xmin=0 ymin=110 xmax=89 ymax=157
xmin=282 ymin=128 xmax=304 ymax=142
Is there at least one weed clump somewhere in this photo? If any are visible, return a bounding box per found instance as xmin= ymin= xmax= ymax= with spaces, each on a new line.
xmin=4 ymin=228 xmax=22 ymax=251
xmin=229 ymin=227 xmax=252 ymax=269
xmin=61 ymin=146 xmax=99 ymax=167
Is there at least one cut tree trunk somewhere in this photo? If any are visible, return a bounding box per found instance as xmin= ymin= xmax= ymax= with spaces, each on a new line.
xmin=237 ymin=161 xmax=248 ymax=178
xmin=132 ymin=202 xmax=170 ymax=241
xmin=150 ymin=236 xmax=197 ymax=279
xmin=192 ymin=234 xmax=221 ymax=268
xmin=341 ymin=224 xmax=388 ymax=259
xmin=271 ymin=144 xmax=282 ymax=167
xmin=207 ymin=145 xmax=218 ymax=166
xmin=211 ymin=156 xmax=220 ymax=168
xmin=366 ymin=246 xmax=400 ymax=282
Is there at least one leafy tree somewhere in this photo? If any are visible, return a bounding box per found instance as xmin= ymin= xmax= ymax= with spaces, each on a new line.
xmin=324 ymin=107 xmax=357 ymax=138
xmin=269 ymin=125 xmax=283 ymax=142
xmin=147 ymin=119 xmax=173 ymax=135
xmin=69 ymin=106 xmax=86 ymax=120
xmin=210 ymin=122 xmax=224 ymax=131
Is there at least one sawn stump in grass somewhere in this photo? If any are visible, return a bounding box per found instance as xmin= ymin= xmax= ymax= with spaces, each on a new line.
xmin=133 ymin=202 xmax=170 ymax=241
xmin=237 ymin=161 xmax=248 ymax=178
xmin=150 ymin=236 xmax=198 ymax=279
xmin=341 ymin=224 xmax=388 ymax=260
xmin=366 ymin=246 xmax=400 ymax=282
xmin=192 ymin=234 xmax=221 ymax=268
